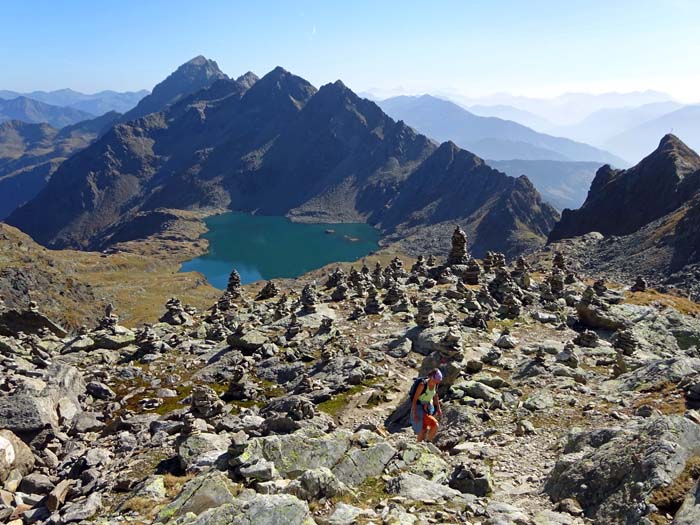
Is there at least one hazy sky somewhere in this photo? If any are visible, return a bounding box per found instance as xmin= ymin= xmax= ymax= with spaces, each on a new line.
xmin=3 ymin=0 xmax=699 ymax=102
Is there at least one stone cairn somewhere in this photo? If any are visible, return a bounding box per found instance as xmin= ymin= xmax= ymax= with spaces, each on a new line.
xmin=547 ymin=268 xmax=565 ymax=296
xmin=331 ymin=282 xmax=349 ymax=302
xmin=325 ymin=267 xmax=345 ymax=289
xmin=364 ymin=285 xmax=383 ymax=314
xmin=411 ymin=255 xmax=428 ymax=276
xmin=553 ymin=251 xmax=567 ymax=270
xmin=190 ymin=385 xmax=225 ymax=419
xmin=427 ymin=255 xmax=437 ymax=267
xmin=136 ymin=325 xmax=170 ymax=354
xmin=160 ymin=297 xmax=192 ymax=326
xmin=227 ymin=269 xmax=243 ymax=297
xmin=613 ymin=327 xmax=639 ymax=355
xmin=447 ymin=226 xmax=470 ymax=266
xmin=97 ymin=303 xmax=119 ymax=331
xmin=574 ymin=329 xmax=600 ymax=348
xmin=256 ymin=281 xmax=279 ymax=301
xmin=372 ymin=263 xmax=384 ymax=288
xmin=286 ymin=312 xmax=302 ymax=339
xmin=463 ymin=259 xmax=481 ymax=285
xmin=415 ymin=298 xmax=435 ymax=328
xmin=300 ymin=284 xmax=318 ymax=314
xmin=274 ymin=294 xmax=292 ymax=318
xmin=631 ymin=276 xmax=648 ymax=293
xmin=593 ymin=279 xmax=608 ymax=296
xmin=383 ymin=283 xmax=403 ymax=306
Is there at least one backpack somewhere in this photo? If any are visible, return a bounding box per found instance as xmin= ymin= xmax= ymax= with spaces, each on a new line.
xmin=408 ymin=376 xmax=429 ymax=401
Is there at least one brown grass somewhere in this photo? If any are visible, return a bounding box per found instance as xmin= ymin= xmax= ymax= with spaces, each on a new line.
xmin=625 ymin=290 xmax=700 ymax=317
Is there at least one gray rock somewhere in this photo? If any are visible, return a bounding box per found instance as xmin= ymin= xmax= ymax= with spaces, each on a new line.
xmin=186 ymin=493 xmax=315 ymax=525
xmin=545 ymin=416 xmax=700 ymax=524
xmin=287 ymin=467 xmax=349 ymax=501
xmin=524 ymin=391 xmax=554 ymax=411
xmin=177 ymin=432 xmax=230 ymax=472
xmin=386 ymin=472 xmax=461 ymax=502
xmin=71 ymin=412 xmax=105 ymax=433
xmin=674 ymin=479 xmax=700 ymax=525
xmin=61 ymin=491 xmax=101 ymax=523
xmin=155 ymin=470 xmax=237 ymax=522
xmin=86 ymin=381 xmax=116 ymax=400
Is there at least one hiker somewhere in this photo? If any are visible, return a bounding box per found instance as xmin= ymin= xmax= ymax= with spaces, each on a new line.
xmin=410 ymin=368 xmax=443 ymax=442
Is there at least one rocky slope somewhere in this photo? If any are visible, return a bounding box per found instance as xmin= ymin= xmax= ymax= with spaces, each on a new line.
xmin=7 ymin=65 xmax=559 ymax=259
xmin=1 ymin=229 xmax=699 ymax=524
xmin=0 ymin=97 xmax=94 ymax=128
xmin=548 ymin=135 xmax=700 ymax=298
xmin=0 ymin=211 xmax=218 ymax=329
xmin=0 ymin=114 xmax=120 ymax=219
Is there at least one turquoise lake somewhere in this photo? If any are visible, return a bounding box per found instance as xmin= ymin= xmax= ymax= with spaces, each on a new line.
xmin=181 ymin=213 xmax=381 ymax=288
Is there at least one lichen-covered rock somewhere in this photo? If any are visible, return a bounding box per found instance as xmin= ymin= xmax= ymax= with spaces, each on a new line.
xmin=184 ymin=493 xmax=315 ymax=525
xmin=545 ymin=416 xmax=700 ymax=524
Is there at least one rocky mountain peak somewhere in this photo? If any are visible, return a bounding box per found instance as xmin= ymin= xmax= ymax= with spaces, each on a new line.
xmin=120 ymin=55 xmax=228 ymax=122
xmin=549 ymin=134 xmax=700 ymax=242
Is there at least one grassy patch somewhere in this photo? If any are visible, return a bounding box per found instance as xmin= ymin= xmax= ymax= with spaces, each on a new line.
xmin=632 ymin=381 xmax=687 ymax=415
xmin=317 ymin=384 xmax=366 ymax=416
xmin=625 ymin=290 xmax=700 ymax=317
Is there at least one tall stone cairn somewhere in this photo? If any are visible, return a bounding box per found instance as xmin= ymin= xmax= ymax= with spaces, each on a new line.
xmin=227 ymin=269 xmax=243 ymax=297
xmin=415 ymin=299 xmax=435 ymax=328
xmin=447 ymin=226 xmax=469 ymax=266
xmin=300 ymin=284 xmax=318 ymax=314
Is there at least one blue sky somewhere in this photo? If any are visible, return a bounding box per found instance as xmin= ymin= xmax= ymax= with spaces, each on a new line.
xmin=3 ymin=0 xmax=699 ymax=101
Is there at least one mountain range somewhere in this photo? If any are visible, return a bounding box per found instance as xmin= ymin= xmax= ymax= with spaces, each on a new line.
xmin=0 ymin=113 xmax=120 ymax=218
xmin=378 ymin=95 xmax=625 ymax=165
xmin=0 ymin=88 xmax=148 ymax=115
xmin=548 ymin=134 xmax=700 ymax=286
xmin=6 ymin=58 xmax=559 ymax=259
xmin=0 ymin=96 xmax=95 ymax=128
xmin=603 ymin=105 xmax=700 ymax=164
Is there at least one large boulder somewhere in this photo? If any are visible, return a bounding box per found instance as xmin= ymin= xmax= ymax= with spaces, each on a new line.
xmin=183 ymin=493 xmax=315 ymax=525
xmin=231 ymin=429 xmax=397 ymax=489
xmin=0 ymin=430 xmax=35 ymax=482
xmin=177 ymin=432 xmax=230 ymax=472
xmin=544 ymin=416 xmax=700 ymax=524
xmin=0 ymin=363 xmax=85 ymax=434
xmin=155 ymin=470 xmax=238 ymax=523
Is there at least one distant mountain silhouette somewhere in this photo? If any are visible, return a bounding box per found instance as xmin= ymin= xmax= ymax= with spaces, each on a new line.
xmin=466 ymin=104 xmax=552 ymax=131
xmin=120 ymin=55 xmax=228 ymax=122
xmin=604 ymin=105 xmax=700 ymax=164
xmin=7 ymin=66 xmax=558 ymax=259
xmin=0 ymin=112 xmax=120 ymax=218
xmin=488 ymin=159 xmax=602 ymax=210
xmin=0 ymin=88 xmax=148 ymax=115
xmin=378 ymin=95 xmax=625 ymax=165
xmin=0 ymin=96 xmax=95 ymax=128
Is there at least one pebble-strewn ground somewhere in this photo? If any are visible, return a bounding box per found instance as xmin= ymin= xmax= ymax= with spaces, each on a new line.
xmin=1 ymin=227 xmax=700 ymax=525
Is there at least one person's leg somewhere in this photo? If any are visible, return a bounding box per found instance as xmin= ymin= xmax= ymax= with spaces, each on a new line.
xmin=413 ymin=404 xmax=425 ymax=441
xmin=424 ymin=415 xmax=439 ymax=442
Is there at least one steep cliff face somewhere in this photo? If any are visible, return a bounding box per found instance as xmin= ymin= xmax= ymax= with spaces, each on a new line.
xmin=549 ymin=134 xmax=700 ymax=241
xmin=8 ymin=66 xmax=559 ymax=258
xmin=545 ymin=135 xmax=700 ymax=293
